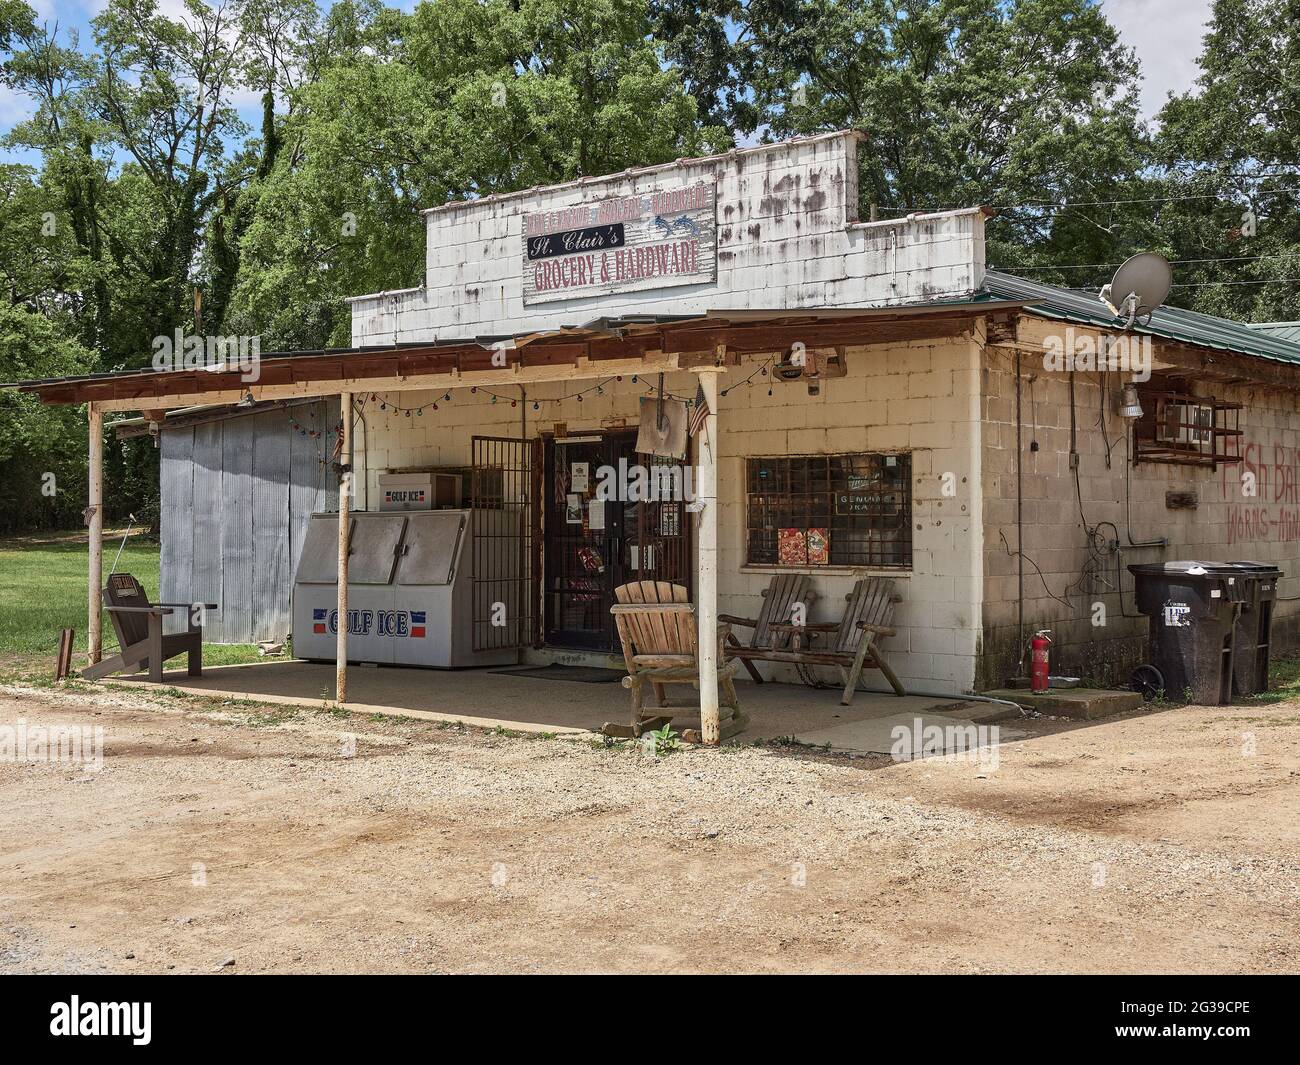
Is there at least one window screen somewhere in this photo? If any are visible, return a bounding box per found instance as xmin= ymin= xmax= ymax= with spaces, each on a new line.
xmin=745 ymin=454 xmax=912 ymax=567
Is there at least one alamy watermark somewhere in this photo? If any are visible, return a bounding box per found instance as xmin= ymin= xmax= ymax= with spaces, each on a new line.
xmin=889 ymin=716 xmax=1000 ymax=771
xmin=594 ymin=459 xmax=697 ymax=502
xmin=151 ymin=329 xmax=261 ymax=382
xmin=1043 ymin=328 xmax=1151 ymax=383
xmin=1 ymin=718 xmax=103 ymax=772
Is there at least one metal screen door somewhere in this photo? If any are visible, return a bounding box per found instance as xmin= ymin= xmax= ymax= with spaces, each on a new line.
xmin=470 ymin=436 xmax=538 ymax=652
xmin=543 ymin=431 xmax=692 ymax=651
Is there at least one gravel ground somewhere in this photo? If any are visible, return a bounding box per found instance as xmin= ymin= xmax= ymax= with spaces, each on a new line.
xmin=0 ymin=681 xmax=1296 ymax=973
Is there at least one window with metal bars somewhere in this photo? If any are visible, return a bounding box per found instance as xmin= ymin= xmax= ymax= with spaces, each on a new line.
xmin=745 ymin=454 xmax=912 ymax=568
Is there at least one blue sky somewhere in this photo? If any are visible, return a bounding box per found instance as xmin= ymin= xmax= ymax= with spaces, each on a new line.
xmin=2 ymin=0 xmax=1215 ymax=169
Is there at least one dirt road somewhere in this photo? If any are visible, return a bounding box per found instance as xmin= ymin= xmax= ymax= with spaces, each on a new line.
xmin=0 ymin=683 xmax=1296 ymax=973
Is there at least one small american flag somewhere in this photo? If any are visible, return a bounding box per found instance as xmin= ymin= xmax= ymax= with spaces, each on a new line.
xmin=688 ymin=381 xmax=710 ymax=436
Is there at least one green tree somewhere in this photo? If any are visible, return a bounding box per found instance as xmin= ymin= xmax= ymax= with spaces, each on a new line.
xmin=0 ymin=298 xmax=94 ymax=534
xmin=228 ymin=0 xmax=727 ymax=349
xmin=658 ymin=0 xmax=1155 ymax=276
xmin=1153 ymin=0 xmax=1300 ymax=320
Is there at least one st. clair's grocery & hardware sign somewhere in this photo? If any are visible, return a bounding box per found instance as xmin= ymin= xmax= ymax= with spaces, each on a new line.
xmin=521 ymin=182 xmax=717 ymax=305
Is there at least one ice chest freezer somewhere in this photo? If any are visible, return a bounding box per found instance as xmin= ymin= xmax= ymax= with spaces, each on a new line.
xmin=292 ymin=509 xmax=520 ymax=668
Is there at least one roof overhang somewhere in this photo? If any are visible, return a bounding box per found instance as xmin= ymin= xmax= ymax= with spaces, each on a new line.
xmin=2 ymin=302 xmax=1022 ymax=413
xmin=984 ymin=270 xmax=1300 ymax=370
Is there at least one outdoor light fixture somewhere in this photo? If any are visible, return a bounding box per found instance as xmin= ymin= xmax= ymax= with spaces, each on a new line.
xmin=1119 ymin=382 xmax=1144 ymax=420
xmin=236 ymin=390 xmax=257 ymax=408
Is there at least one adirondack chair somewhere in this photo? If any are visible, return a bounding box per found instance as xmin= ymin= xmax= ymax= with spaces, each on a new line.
xmin=81 ymin=573 xmax=216 ymax=683
xmin=605 ymin=580 xmax=746 ymax=742
xmin=720 ymin=574 xmax=818 ymax=682
xmin=762 ymin=577 xmax=906 ymax=705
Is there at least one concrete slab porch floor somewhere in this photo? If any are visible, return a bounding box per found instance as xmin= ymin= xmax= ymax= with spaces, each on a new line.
xmin=105 ymin=659 xmax=1010 ymax=751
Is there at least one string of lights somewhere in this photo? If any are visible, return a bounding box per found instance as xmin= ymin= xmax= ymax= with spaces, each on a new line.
xmin=288 ymin=413 xmax=343 ymax=439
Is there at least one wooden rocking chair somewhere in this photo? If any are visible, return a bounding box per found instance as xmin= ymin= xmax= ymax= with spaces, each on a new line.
xmin=81 ymin=573 xmax=216 ymax=683
xmin=720 ymin=574 xmax=818 ymax=682
xmin=604 ymin=580 xmax=747 ymax=742
xmin=761 ymin=578 xmax=906 ymax=705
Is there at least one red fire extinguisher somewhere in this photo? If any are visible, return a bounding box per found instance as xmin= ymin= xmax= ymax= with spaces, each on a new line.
xmin=1030 ymin=630 xmax=1052 ymax=692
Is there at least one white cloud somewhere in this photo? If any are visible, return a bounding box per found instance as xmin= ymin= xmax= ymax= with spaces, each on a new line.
xmin=0 ymin=84 xmax=36 ymax=127
xmin=1101 ymin=0 xmax=1214 ymax=122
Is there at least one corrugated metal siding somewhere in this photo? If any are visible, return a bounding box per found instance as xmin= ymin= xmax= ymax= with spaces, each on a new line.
xmin=189 ymin=421 xmax=224 ymax=634
xmin=158 ymin=427 xmax=193 ymax=636
xmin=220 ymin=421 xmax=254 ymax=639
xmin=251 ymin=416 xmax=292 ymax=640
xmin=160 ymin=399 xmax=339 ymax=643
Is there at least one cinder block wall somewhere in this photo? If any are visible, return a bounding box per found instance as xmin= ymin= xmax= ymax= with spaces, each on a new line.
xmin=980 ymin=318 xmax=1300 ymax=689
xmin=349 ymin=131 xmax=986 ymax=343
xmin=354 ymin=334 xmax=985 ymax=694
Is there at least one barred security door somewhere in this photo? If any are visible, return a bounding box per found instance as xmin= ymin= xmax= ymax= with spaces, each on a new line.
xmin=470 ymin=436 xmax=538 ymax=652
xmin=543 ymin=431 xmax=692 ymax=651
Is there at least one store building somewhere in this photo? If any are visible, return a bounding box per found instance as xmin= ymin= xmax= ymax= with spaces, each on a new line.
xmin=9 ymin=129 xmax=1300 ymax=738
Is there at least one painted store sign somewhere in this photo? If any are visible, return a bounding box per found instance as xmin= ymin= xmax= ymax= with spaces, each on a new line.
xmin=312 ymin=608 xmax=427 ymax=638
xmin=521 ymin=182 xmax=717 ymax=305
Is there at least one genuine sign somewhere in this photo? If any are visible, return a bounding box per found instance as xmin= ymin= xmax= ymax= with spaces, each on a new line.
xmin=522 ymin=182 xmax=716 ymax=305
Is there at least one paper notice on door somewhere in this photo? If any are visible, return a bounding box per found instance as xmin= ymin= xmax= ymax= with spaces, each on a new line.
xmin=570 ymin=462 xmax=589 ymax=493
xmin=565 ymin=494 xmax=583 ymax=523
xmin=588 ymin=499 xmax=606 ymax=530
xmin=629 ymin=544 xmax=656 ymax=571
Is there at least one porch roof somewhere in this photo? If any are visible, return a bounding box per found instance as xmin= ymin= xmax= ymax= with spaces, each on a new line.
xmin=1 ymin=299 xmax=1022 ymax=411
xmin=984 ymin=270 xmax=1300 ymax=367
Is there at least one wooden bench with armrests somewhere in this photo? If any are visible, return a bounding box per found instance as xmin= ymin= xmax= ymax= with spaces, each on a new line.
xmin=719 ymin=573 xmax=818 ymax=682
xmin=760 ymin=577 xmax=906 ymax=705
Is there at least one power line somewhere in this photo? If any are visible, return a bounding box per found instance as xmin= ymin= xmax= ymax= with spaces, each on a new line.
xmin=1170 ymin=277 xmax=1300 ymax=289
xmin=991 ymin=187 xmax=1300 ymax=211
xmin=994 ymin=253 xmax=1296 ymax=273
xmin=876 ymin=183 xmax=1300 ymax=215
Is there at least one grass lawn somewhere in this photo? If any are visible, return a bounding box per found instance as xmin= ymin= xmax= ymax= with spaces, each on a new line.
xmin=0 ymin=529 xmax=261 ymax=670
xmin=1249 ymin=650 xmax=1300 ymax=704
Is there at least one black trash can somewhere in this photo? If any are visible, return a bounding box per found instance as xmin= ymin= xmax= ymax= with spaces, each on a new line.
xmin=1229 ymin=562 xmax=1282 ymax=697
xmin=1128 ymin=561 xmax=1245 ymax=704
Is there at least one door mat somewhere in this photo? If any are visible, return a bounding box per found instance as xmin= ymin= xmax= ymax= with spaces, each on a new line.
xmin=490 ymin=664 xmax=624 ymax=684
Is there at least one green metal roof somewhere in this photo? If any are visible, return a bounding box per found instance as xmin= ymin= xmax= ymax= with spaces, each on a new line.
xmin=983 ymin=270 xmax=1300 ymax=367
xmin=1250 ymin=322 xmax=1300 ymax=345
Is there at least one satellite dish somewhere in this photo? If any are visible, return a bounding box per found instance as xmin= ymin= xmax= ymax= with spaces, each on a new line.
xmin=1099 ymin=252 xmax=1172 ymax=328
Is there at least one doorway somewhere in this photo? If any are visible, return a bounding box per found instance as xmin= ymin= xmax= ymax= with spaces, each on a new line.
xmin=543 ymin=430 xmax=692 ymax=651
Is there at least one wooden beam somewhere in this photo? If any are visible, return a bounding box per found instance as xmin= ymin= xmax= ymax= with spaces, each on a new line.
xmin=29 ymin=313 xmax=987 ymax=409
xmin=693 ymin=367 xmax=722 ymax=746
xmin=112 ymin=398 xmax=320 ymax=439
xmin=336 ymin=393 xmax=352 ymax=704
xmin=87 ymin=404 xmax=103 ymax=665
xmin=660 ymin=318 xmax=971 ymax=355
xmin=89 ymin=353 xmax=687 ymax=413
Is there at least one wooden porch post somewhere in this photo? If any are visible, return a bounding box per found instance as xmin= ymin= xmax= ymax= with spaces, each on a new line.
xmin=87 ymin=402 xmax=103 ymax=665
xmin=694 ymin=367 xmax=722 ymax=744
xmin=336 ymin=392 xmax=352 ymax=703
